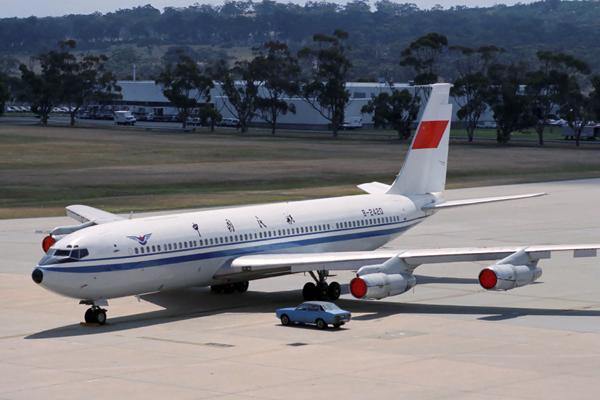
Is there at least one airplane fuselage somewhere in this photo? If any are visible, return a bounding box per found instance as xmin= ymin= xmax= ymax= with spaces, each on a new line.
xmin=34 ymin=193 xmax=438 ymax=301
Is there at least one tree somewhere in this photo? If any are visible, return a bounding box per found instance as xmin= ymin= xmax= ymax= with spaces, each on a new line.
xmin=400 ymin=32 xmax=448 ymax=85
xmin=485 ymin=62 xmax=534 ymax=144
xmin=253 ymin=41 xmax=300 ymax=134
xmin=212 ymin=59 xmax=260 ymax=133
xmin=61 ymin=49 xmax=122 ymax=126
xmin=450 ymin=45 xmax=503 ymax=142
xmin=156 ymin=52 xmax=214 ymax=128
xmin=19 ymin=41 xmax=77 ymax=125
xmin=0 ymin=75 xmax=9 ymax=117
xmin=559 ymin=83 xmax=596 ymax=147
xmin=198 ymin=104 xmax=223 ymax=131
xmin=297 ymin=30 xmax=352 ymax=137
xmin=361 ymin=87 xmax=420 ymax=139
xmin=525 ymin=51 xmax=590 ymax=145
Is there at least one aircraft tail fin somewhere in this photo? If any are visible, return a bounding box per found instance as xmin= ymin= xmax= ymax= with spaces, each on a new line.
xmin=386 ymin=84 xmax=452 ymax=196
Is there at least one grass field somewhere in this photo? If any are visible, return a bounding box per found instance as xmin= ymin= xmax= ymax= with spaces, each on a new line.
xmin=2 ymin=121 xmax=600 ymax=219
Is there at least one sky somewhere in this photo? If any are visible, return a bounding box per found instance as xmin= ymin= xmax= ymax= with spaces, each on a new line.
xmin=0 ymin=0 xmax=530 ymax=19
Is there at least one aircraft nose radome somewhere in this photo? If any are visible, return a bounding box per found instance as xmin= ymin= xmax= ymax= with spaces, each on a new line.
xmin=32 ymin=268 xmax=43 ymax=284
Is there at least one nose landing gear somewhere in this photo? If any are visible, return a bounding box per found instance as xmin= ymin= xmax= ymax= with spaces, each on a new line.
xmin=302 ymin=271 xmax=341 ymax=301
xmin=80 ymin=300 xmax=108 ymax=325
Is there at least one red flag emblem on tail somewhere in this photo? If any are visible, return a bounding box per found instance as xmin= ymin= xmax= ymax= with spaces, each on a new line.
xmin=411 ymin=120 xmax=449 ymax=149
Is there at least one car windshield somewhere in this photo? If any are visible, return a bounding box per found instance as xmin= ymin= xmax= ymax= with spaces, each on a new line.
xmin=321 ymin=303 xmax=341 ymax=311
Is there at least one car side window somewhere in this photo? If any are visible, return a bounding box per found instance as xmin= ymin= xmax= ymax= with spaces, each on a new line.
xmin=308 ymin=305 xmax=319 ymax=312
xmin=296 ymin=305 xmax=308 ymax=311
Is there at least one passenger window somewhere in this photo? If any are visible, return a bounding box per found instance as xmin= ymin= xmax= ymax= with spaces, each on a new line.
xmin=135 ymin=248 xmax=139 ymax=254
xmin=225 ymin=237 xmax=228 ymax=243
xmin=244 ymin=234 xmax=248 ymax=240
xmin=278 ymin=230 xmax=281 ymax=236
xmin=157 ymin=245 xmax=161 ymax=251
xmin=327 ymin=224 xmax=330 ymax=229
xmin=230 ymin=236 xmax=233 ymax=242
xmin=343 ymin=222 xmax=347 ymax=228
xmin=141 ymin=247 xmax=145 ymax=254
xmin=210 ymin=238 xmax=214 ymax=245
xmin=336 ymin=223 xmax=339 ymax=229
xmin=268 ymin=231 xmax=271 ymax=237
xmin=287 ymin=229 xmax=291 ymax=235
xmin=235 ymin=235 xmax=238 ymax=241
xmin=301 ymin=227 xmax=304 ymax=233
xmin=219 ymin=237 xmax=223 ymax=244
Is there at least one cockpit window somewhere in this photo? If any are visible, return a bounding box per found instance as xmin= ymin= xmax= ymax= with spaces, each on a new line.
xmin=39 ymin=248 xmax=90 ymax=265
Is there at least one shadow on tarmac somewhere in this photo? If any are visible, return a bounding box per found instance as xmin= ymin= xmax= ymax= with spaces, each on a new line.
xmin=25 ymin=278 xmax=600 ymax=339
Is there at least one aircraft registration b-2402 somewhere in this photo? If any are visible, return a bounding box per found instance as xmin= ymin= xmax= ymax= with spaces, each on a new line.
xmin=32 ymin=84 xmax=600 ymax=325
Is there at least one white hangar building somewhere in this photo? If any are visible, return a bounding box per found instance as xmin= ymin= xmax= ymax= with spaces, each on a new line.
xmin=115 ymin=81 xmax=480 ymax=129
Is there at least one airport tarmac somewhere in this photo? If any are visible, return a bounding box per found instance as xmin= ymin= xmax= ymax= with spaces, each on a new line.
xmin=2 ymin=179 xmax=600 ymax=399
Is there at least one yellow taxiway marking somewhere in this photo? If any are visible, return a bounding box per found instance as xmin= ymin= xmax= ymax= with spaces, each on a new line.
xmin=79 ymin=322 xmax=111 ymax=327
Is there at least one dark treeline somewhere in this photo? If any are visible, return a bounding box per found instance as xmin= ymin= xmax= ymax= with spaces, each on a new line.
xmin=2 ymin=0 xmax=600 ymax=81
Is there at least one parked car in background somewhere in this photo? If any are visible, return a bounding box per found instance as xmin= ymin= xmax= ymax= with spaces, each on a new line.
xmin=187 ymin=117 xmax=201 ymax=126
xmin=114 ymin=110 xmax=136 ymax=126
xmin=276 ymin=301 xmax=351 ymax=329
xmin=218 ymin=118 xmax=240 ymax=127
xmin=342 ymin=116 xmax=363 ymax=130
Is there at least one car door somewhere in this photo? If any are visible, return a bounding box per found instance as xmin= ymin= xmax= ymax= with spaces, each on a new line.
xmin=293 ymin=304 xmax=309 ymax=323
xmin=307 ymin=304 xmax=320 ymax=323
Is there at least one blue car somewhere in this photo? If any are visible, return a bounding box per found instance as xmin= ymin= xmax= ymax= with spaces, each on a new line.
xmin=276 ymin=301 xmax=351 ymax=329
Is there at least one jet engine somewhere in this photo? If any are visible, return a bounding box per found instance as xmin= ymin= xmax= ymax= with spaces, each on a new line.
xmin=350 ymin=272 xmax=417 ymax=300
xmin=478 ymin=249 xmax=542 ymax=291
xmin=479 ymin=263 xmax=542 ymax=291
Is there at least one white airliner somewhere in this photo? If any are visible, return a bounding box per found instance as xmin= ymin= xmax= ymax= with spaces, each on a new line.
xmin=33 ymin=84 xmax=599 ymax=325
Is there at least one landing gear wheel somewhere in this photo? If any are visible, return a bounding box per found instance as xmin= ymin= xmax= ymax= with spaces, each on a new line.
xmin=316 ymin=282 xmax=329 ymax=300
xmin=281 ymin=314 xmax=291 ymax=326
xmin=233 ymin=281 xmax=249 ymax=292
xmin=84 ymin=308 xmax=94 ymax=323
xmin=94 ymin=309 xmax=107 ymax=325
xmin=302 ymin=282 xmax=316 ymax=301
xmin=223 ymin=285 xmax=235 ymax=294
xmin=211 ymin=284 xmax=225 ymax=293
xmin=316 ymin=319 xmax=327 ymax=330
xmin=328 ymin=281 xmax=341 ymax=300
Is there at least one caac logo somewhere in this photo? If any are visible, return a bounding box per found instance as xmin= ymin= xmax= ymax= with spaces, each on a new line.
xmin=127 ymin=233 xmax=152 ymax=245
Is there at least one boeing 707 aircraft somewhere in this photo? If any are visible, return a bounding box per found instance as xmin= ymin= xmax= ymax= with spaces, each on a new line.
xmin=32 ymin=84 xmax=600 ymax=325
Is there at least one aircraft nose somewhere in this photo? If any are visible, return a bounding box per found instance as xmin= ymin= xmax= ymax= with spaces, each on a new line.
xmin=32 ymin=268 xmax=43 ymax=284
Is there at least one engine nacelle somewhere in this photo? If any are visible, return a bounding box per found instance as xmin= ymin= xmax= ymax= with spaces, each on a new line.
xmin=479 ymin=263 xmax=542 ymax=291
xmin=350 ymin=272 xmax=417 ymax=300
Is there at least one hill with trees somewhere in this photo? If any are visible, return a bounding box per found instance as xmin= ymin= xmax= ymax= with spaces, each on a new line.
xmin=1 ymin=0 xmax=600 ymax=81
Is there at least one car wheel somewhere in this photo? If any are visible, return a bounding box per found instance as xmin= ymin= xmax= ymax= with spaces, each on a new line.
xmin=281 ymin=314 xmax=291 ymax=326
xmin=316 ymin=319 xmax=327 ymax=330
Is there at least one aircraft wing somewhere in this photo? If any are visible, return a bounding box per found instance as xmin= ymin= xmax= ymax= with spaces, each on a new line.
xmin=213 ymin=245 xmax=600 ymax=279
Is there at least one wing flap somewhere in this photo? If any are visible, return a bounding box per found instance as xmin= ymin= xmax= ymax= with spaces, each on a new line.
xmin=214 ymin=244 xmax=600 ymax=279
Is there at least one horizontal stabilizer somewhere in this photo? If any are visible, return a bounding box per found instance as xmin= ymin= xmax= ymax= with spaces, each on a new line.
xmin=66 ymin=205 xmax=126 ymax=225
xmin=422 ymin=192 xmax=546 ymax=210
xmin=357 ymin=182 xmax=391 ymax=195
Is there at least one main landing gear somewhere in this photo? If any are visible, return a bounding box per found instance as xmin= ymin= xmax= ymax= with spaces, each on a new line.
xmin=80 ymin=300 xmax=108 ymax=325
xmin=211 ymin=281 xmax=249 ymax=294
xmin=302 ymin=271 xmax=341 ymax=301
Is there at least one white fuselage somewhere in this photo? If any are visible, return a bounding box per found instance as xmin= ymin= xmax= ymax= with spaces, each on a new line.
xmin=35 ymin=193 xmax=437 ymax=301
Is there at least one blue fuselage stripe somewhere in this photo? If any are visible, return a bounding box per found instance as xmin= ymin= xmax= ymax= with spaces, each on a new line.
xmin=38 ymin=220 xmax=420 ymax=274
